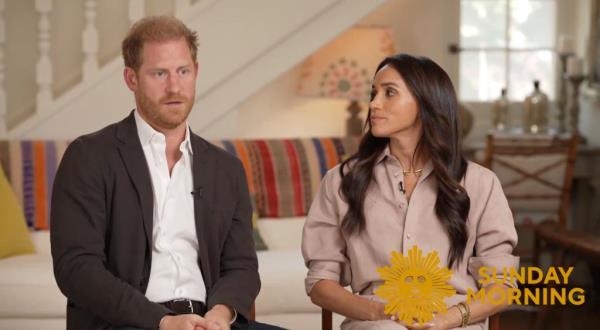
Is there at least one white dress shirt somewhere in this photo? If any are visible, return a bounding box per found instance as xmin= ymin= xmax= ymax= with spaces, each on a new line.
xmin=134 ymin=110 xmax=207 ymax=303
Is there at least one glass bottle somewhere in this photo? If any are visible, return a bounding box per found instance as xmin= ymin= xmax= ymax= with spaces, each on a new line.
xmin=523 ymin=80 xmax=549 ymax=134
xmin=492 ymin=88 xmax=509 ymax=131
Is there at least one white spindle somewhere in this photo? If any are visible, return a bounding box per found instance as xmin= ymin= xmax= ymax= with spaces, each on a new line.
xmin=82 ymin=0 xmax=98 ymax=79
xmin=35 ymin=0 xmax=52 ymax=112
xmin=0 ymin=0 xmax=6 ymax=135
xmin=175 ymin=0 xmax=192 ymax=18
xmin=128 ymin=0 xmax=145 ymax=26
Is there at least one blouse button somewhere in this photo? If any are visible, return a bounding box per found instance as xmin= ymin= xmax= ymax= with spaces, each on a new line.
xmin=406 ymin=233 xmax=412 ymax=239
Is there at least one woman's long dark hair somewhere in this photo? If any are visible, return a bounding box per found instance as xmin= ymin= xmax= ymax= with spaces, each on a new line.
xmin=339 ymin=54 xmax=470 ymax=268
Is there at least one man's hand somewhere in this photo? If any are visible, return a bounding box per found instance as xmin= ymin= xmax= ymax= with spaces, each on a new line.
xmin=159 ymin=314 xmax=220 ymax=330
xmin=203 ymin=304 xmax=234 ymax=330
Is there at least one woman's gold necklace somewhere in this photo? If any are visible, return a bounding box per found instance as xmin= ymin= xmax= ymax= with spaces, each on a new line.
xmin=402 ymin=168 xmax=423 ymax=177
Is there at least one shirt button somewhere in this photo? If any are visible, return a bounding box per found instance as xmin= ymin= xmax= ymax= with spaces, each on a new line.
xmin=176 ymin=288 xmax=184 ymax=296
xmin=406 ymin=233 xmax=411 ymax=239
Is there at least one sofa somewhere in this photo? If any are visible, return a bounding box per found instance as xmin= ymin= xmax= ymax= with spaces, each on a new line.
xmin=0 ymin=137 xmax=358 ymax=330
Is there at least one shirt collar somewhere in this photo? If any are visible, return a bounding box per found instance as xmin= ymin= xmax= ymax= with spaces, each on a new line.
xmin=375 ymin=144 xmax=392 ymax=164
xmin=134 ymin=109 xmax=193 ymax=155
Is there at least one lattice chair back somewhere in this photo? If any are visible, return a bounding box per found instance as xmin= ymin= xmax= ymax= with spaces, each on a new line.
xmin=483 ymin=133 xmax=578 ymax=228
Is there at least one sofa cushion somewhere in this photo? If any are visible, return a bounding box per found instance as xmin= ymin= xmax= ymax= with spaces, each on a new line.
xmin=0 ymin=253 xmax=66 ymax=317
xmin=257 ymin=217 xmax=305 ymax=250
xmin=0 ymin=319 xmax=65 ymax=330
xmin=0 ymin=167 xmax=35 ymax=259
xmin=255 ymin=249 xmax=318 ymax=315
xmin=251 ymin=195 xmax=268 ymax=251
xmin=29 ymin=231 xmax=52 ymax=256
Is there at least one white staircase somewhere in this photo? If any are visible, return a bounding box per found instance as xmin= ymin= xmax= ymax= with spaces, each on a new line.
xmin=2 ymin=0 xmax=386 ymax=139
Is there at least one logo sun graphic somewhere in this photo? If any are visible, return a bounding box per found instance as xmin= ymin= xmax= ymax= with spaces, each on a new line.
xmin=374 ymin=245 xmax=456 ymax=326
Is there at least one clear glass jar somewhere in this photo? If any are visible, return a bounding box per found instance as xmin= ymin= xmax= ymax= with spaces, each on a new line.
xmin=523 ymin=80 xmax=549 ymax=133
xmin=492 ymin=88 xmax=509 ymax=131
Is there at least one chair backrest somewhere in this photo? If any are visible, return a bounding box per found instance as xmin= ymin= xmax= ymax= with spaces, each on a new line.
xmin=483 ymin=133 xmax=578 ymax=228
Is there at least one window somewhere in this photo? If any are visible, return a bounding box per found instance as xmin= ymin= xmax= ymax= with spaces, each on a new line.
xmin=459 ymin=0 xmax=557 ymax=101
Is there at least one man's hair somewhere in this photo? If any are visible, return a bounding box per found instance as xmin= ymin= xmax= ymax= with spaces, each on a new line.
xmin=122 ymin=15 xmax=198 ymax=71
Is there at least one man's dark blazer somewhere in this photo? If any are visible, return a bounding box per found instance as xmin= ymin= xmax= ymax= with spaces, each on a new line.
xmin=50 ymin=111 xmax=260 ymax=329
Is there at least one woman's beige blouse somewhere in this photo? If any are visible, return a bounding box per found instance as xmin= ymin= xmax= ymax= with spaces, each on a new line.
xmin=302 ymin=146 xmax=519 ymax=327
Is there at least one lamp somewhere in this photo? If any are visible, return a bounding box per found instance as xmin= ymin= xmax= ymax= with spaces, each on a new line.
xmin=297 ymin=26 xmax=395 ymax=136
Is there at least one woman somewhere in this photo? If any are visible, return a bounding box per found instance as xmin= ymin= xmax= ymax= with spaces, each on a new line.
xmin=302 ymin=54 xmax=518 ymax=330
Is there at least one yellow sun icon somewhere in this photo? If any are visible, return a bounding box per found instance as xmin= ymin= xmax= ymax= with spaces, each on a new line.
xmin=374 ymin=245 xmax=456 ymax=326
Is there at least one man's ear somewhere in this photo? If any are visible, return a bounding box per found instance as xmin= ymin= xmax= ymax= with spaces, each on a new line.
xmin=123 ymin=67 xmax=138 ymax=92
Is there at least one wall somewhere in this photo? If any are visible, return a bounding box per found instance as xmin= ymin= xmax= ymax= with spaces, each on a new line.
xmin=226 ymin=0 xmax=461 ymax=140
xmin=5 ymin=0 xmax=37 ymax=127
xmin=4 ymin=0 xmax=170 ymax=129
xmin=5 ymin=0 xmax=598 ymax=143
xmin=227 ymin=0 xmax=600 ymax=146
xmin=10 ymin=0 xmax=389 ymax=138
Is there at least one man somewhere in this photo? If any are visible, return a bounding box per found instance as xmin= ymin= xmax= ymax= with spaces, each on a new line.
xmin=51 ymin=16 xmax=278 ymax=330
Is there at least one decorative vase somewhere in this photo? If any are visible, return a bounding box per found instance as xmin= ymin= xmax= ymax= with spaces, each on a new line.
xmin=492 ymin=88 xmax=510 ymax=131
xmin=523 ymin=80 xmax=549 ymax=133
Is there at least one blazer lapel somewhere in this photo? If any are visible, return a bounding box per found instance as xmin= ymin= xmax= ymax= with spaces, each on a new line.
xmin=116 ymin=112 xmax=154 ymax=246
xmin=190 ymin=133 xmax=212 ymax=286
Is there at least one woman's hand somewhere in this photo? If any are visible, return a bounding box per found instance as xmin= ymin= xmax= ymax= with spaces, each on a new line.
xmin=366 ymin=299 xmax=390 ymax=321
xmin=398 ymin=312 xmax=451 ymax=330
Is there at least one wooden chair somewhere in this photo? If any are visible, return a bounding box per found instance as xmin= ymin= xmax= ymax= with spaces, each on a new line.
xmin=529 ymin=136 xmax=600 ymax=328
xmin=320 ymin=309 xmax=500 ymax=330
xmin=321 ymin=309 xmax=332 ymax=330
xmin=484 ymin=132 xmax=579 ymax=328
xmin=483 ymin=133 xmax=579 ymax=260
xmin=249 ymin=303 xmax=255 ymax=321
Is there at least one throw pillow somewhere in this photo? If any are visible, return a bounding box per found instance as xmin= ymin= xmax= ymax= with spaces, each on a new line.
xmin=0 ymin=167 xmax=35 ymax=258
xmin=250 ymin=195 xmax=268 ymax=251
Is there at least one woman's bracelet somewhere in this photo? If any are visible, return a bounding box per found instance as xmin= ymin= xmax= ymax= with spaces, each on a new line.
xmin=455 ymin=301 xmax=470 ymax=327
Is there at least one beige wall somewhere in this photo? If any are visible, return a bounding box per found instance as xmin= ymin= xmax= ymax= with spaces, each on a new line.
xmin=50 ymin=1 xmax=84 ymax=98
xmin=5 ymin=0 xmax=37 ymax=127
xmin=4 ymin=0 xmax=172 ymax=129
xmin=4 ymin=0 xmax=599 ymax=144
xmin=232 ymin=0 xmax=600 ymax=145
xmin=231 ymin=0 xmax=461 ymax=139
